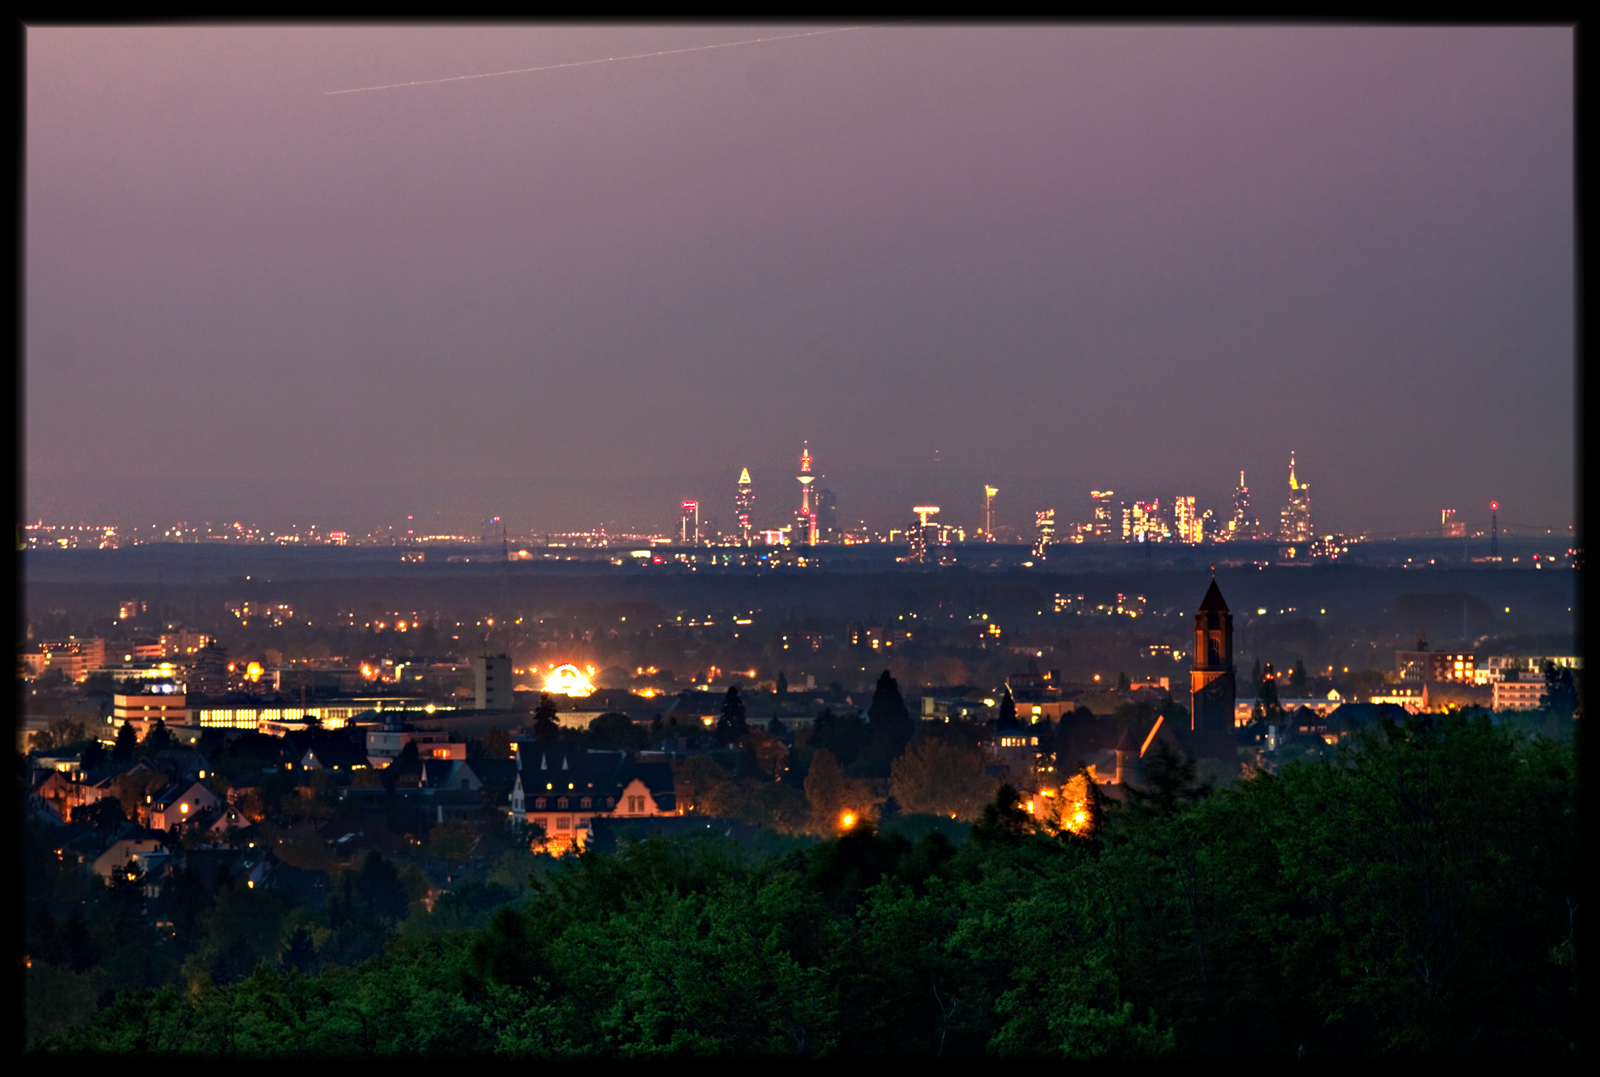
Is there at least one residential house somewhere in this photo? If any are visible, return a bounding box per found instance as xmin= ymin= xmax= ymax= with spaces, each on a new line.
xmin=510 ymin=747 xmax=677 ymax=854
xmin=144 ymin=778 xmax=224 ymax=831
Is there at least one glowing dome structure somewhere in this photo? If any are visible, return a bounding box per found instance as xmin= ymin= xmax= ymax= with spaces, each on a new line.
xmin=544 ymin=664 xmax=595 ymax=697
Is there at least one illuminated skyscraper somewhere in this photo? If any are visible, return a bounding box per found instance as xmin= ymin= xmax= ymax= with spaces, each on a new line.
xmin=909 ymin=506 xmax=940 ymax=563
xmin=735 ymin=468 xmax=754 ymax=545
xmin=1033 ymin=509 xmax=1055 ymax=558
xmin=1441 ymin=509 xmax=1465 ymax=538
xmin=815 ymin=488 xmax=837 ymax=543
xmin=1174 ymin=496 xmax=1200 ymax=544
xmin=1089 ymin=490 xmax=1116 ymax=541
xmin=679 ymin=501 xmax=700 ymax=545
xmin=1226 ymin=472 xmax=1253 ymax=541
xmin=1279 ymin=453 xmax=1312 ymax=543
xmin=983 ymin=486 xmax=998 ymax=541
xmin=794 ymin=442 xmax=817 ymax=545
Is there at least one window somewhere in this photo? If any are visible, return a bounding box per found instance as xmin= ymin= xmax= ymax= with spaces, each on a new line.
xmin=606 ymin=797 xmax=615 ymax=808
xmin=534 ymin=797 xmax=546 ymax=809
xmin=580 ymin=797 xmax=592 ymax=809
xmin=556 ymin=816 xmax=570 ymax=830
xmin=557 ymin=797 xmax=568 ymax=809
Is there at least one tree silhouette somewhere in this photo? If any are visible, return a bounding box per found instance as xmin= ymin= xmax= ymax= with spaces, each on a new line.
xmin=717 ymin=685 xmax=748 ymax=745
xmin=1116 ymin=671 xmax=1131 ymax=692
xmin=996 ymin=687 xmax=1020 ymax=731
xmin=112 ymin=720 xmax=138 ymax=762
xmin=867 ymin=670 xmax=912 ymax=751
xmin=776 ymin=671 xmax=789 ymax=698
xmin=532 ymin=693 xmax=561 ymax=741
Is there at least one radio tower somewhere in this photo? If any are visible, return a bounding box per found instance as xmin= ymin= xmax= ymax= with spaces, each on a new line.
xmin=795 ymin=442 xmax=817 ymax=545
xmin=1490 ymin=501 xmax=1499 ymax=559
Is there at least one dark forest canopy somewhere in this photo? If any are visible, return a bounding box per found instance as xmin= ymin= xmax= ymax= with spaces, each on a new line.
xmin=29 ymin=714 xmax=1577 ymax=1058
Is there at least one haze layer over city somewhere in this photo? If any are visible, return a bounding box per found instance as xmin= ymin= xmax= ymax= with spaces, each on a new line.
xmin=21 ymin=25 xmax=1578 ymax=1059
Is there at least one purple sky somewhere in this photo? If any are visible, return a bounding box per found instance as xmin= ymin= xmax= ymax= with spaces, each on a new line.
xmin=25 ymin=25 xmax=1574 ymax=538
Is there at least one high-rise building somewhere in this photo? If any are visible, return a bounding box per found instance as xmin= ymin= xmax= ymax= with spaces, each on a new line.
xmin=983 ymin=486 xmax=998 ymax=541
xmin=679 ymin=501 xmax=700 ymax=545
xmin=1127 ymin=500 xmax=1168 ymax=543
xmin=1033 ymin=509 xmax=1055 ymax=558
xmin=1441 ymin=509 xmax=1465 ymax=538
xmin=815 ymin=488 xmax=837 ymax=543
xmin=794 ymin=442 xmax=816 ymax=545
xmin=1226 ymin=472 xmax=1253 ymax=541
xmin=735 ymin=468 xmax=754 ymax=545
xmin=908 ymin=506 xmax=940 ymax=563
xmin=1190 ymin=579 xmax=1236 ymax=731
xmin=481 ymin=516 xmax=503 ymax=547
xmin=1089 ymin=490 xmax=1116 ymax=541
xmin=1279 ymin=454 xmax=1312 ymax=543
xmin=1174 ymin=497 xmax=1200 ymax=544
xmin=474 ymin=654 xmax=513 ymax=712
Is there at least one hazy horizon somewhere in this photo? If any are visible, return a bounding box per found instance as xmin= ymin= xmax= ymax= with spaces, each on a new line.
xmin=25 ymin=25 xmax=1575 ymax=538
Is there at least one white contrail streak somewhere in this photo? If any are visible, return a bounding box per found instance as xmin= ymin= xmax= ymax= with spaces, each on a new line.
xmin=326 ymin=26 xmax=868 ymax=96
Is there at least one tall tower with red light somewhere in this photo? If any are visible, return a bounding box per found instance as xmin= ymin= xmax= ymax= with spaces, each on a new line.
xmin=795 ymin=442 xmax=817 ymax=545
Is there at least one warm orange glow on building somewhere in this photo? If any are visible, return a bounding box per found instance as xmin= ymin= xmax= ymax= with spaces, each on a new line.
xmin=543 ymin=664 xmax=595 ymax=697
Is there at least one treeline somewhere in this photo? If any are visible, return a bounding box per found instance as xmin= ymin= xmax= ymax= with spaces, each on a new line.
xmin=30 ymin=713 xmax=1576 ymax=1057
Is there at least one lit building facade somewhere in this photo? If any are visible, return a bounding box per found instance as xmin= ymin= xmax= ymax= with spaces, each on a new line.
xmin=1033 ymin=509 xmax=1055 ymax=558
xmin=1279 ymin=453 xmax=1312 ymax=543
xmin=1174 ymin=496 xmax=1201 ymax=544
xmin=735 ymin=468 xmax=754 ymax=544
xmin=679 ymin=501 xmax=700 ymax=545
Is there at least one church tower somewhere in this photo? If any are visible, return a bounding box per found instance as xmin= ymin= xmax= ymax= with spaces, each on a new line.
xmin=1190 ymin=576 xmax=1236 ymax=731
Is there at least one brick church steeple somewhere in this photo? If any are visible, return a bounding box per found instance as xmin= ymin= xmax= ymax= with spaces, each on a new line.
xmin=1190 ymin=574 xmax=1236 ymax=731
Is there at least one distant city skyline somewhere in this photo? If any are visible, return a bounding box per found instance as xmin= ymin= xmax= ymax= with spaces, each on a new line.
xmin=25 ymin=27 xmax=1574 ymax=537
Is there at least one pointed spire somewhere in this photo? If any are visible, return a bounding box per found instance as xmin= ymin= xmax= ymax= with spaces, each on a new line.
xmin=1199 ymin=578 xmax=1229 ymax=612
xmin=561 ymin=755 xmax=569 ymax=770
xmin=738 ymin=467 xmax=751 ymax=485
xmin=540 ymin=752 xmax=548 ymax=770
xmin=1289 ymin=451 xmax=1298 ymax=491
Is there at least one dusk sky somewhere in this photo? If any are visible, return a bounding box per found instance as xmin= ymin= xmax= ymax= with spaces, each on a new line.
xmin=25 ymin=25 xmax=1574 ymax=538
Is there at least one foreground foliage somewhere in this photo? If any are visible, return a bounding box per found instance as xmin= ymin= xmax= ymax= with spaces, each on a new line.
xmin=32 ymin=715 xmax=1578 ymax=1057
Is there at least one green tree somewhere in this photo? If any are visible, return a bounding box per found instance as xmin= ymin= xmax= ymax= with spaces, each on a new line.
xmin=890 ymin=738 xmax=997 ymax=820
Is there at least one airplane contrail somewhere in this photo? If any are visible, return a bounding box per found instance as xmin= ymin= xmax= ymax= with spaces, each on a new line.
xmin=326 ymin=26 xmax=869 ymax=96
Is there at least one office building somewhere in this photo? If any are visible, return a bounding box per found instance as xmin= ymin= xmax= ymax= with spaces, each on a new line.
xmin=1279 ymin=453 xmax=1313 ymax=543
xmin=679 ymin=501 xmax=700 ymax=545
xmin=815 ymin=488 xmax=837 ymax=543
xmin=474 ymin=654 xmax=514 ymax=711
xmin=1033 ymin=509 xmax=1055 ymax=558
xmin=735 ymin=468 xmax=754 ymax=544
xmin=1174 ymin=496 xmax=1200 ymax=544
xmin=1441 ymin=509 xmax=1465 ymax=538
